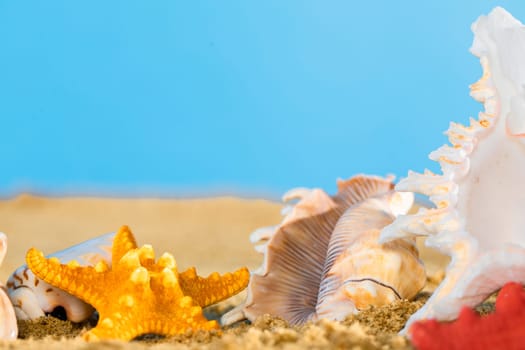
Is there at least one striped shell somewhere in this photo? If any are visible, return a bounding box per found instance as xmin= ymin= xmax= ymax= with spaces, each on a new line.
xmin=222 ymin=175 xmax=426 ymax=325
xmin=7 ymin=232 xmax=114 ymax=322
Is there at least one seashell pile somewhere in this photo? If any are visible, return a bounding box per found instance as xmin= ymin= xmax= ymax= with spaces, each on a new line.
xmin=1 ymin=6 xmax=525 ymax=347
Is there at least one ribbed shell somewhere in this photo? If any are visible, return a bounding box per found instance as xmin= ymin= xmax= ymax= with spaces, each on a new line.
xmin=7 ymin=232 xmax=115 ymax=322
xmin=222 ymin=174 xmax=426 ymax=325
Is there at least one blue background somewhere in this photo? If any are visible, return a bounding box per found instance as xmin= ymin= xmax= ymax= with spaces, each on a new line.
xmin=1 ymin=2 xmax=523 ymax=198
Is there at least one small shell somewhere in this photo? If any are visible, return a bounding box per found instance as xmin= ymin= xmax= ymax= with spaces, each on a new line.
xmin=7 ymin=232 xmax=115 ymax=322
xmin=222 ymin=175 xmax=426 ymax=326
xmin=0 ymin=233 xmax=18 ymax=340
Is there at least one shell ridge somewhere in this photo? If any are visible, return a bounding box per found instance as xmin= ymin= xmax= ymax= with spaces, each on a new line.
xmin=316 ymin=193 xmax=412 ymax=315
xmin=234 ymin=174 xmax=426 ymax=325
xmin=335 ymin=175 xmax=394 ymax=209
xmin=344 ymin=278 xmax=402 ymax=300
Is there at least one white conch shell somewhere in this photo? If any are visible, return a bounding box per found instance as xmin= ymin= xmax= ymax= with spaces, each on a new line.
xmin=222 ymin=175 xmax=426 ymax=326
xmin=0 ymin=233 xmax=18 ymax=340
xmin=7 ymin=232 xmax=115 ymax=322
xmin=380 ymin=6 xmax=525 ymax=334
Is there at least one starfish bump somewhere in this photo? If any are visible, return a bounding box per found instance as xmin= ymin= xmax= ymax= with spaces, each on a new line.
xmin=25 ymin=225 xmax=250 ymax=341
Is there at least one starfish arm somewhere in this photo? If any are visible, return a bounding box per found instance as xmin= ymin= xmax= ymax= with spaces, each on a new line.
xmin=84 ymin=295 xmax=219 ymax=341
xmin=112 ymin=226 xmax=138 ymax=262
xmin=26 ymin=248 xmax=105 ymax=307
xmin=179 ymin=267 xmax=250 ymax=308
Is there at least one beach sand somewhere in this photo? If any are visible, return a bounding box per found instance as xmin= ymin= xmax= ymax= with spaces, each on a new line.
xmin=0 ymin=195 xmax=450 ymax=349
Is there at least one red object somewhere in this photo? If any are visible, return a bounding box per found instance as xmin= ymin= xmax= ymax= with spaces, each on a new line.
xmin=410 ymin=282 xmax=525 ymax=350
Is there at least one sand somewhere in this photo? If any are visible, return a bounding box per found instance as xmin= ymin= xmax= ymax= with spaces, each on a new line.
xmin=0 ymin=195 xmax=450 ymax=349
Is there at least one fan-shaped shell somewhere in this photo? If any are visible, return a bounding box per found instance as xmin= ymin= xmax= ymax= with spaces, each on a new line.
xmin=222 ymin=175 xmax=426 ymax=325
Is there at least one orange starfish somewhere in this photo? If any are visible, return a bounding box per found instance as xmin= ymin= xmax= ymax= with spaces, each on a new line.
xmin=25 ymin=225 xmax=250 ymax=341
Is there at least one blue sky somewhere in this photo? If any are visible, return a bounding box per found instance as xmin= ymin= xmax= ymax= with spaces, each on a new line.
xmin=1 ymin=2 xmax=524 ymax=198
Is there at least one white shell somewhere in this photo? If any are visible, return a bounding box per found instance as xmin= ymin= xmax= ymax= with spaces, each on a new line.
xmin=7 ymin=232 xmax=114 ymax=322
xmin=0 ymin=233 xmax=18 ymax=340
xmin=380 ymin=6 xmax=525 ymax=334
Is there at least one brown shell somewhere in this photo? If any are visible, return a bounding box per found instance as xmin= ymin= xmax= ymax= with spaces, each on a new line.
xmin=222 ymin=174 xmax=426 ymax=325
